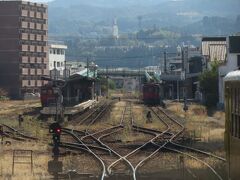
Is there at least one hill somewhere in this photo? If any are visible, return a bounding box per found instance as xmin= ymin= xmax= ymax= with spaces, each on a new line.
xmin=48 ymin=0 xmax=240 ymax=36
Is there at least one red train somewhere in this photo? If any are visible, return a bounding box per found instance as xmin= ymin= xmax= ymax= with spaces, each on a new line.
xmin=142 ymin=83 xmax=162 ymax=105
xmin=40 ymin=85 xmax=59 ymax=107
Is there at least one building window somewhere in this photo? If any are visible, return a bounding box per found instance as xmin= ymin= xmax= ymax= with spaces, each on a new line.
xmin=237 ymin=55 xmax=240 ymax=67
xmin=57 ymin=49 xmax=60 ymax=55
xmin=57 ymin=62 xmax=60 ymax=67
xmin=53 ymin=49 xmax=56 ymax=54
xmin=50 ymin=49 xmax=53 ymax=54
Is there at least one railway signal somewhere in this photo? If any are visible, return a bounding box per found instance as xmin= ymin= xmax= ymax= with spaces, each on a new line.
xmin=49 ymin=122 xmax=62 ymax=134
xmin=49 ymin=123 xmax=62 ymax=156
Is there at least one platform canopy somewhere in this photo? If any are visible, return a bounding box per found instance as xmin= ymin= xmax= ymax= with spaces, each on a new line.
xmin=68 ymin=69 xmax=97 ymax=82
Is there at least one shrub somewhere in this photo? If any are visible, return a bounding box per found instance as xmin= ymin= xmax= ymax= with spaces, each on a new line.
xmin=0 ymin=88 xmax=9 ymax=101
xmin=199 ymin=61 xmax=219 ymax=108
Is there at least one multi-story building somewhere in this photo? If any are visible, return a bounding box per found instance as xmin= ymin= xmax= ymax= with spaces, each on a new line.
xmin=0 ymin=1 xmax=48 ymax=98
xmin=49 ymin=43 xmax=67 ymax=76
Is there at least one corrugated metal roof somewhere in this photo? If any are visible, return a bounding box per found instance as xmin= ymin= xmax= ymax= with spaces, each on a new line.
xmin=202 ymin=40 xmax=227 ymax=61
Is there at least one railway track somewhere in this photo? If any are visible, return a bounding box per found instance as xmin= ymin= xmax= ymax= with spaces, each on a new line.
xmin=58 ymin=100 xmax=226 ymax=180
xmin=0 ymin=123 xmax=38 ymax=141
xmin=61 ymin=102 xmax=135 ymax=179
xmin=149 ymin=106 xmax=225 ymax=180
xmin=102 ymin=102 xmax=169 ymax=180
xmin=72 ymin=100 xmax=112 ymax=127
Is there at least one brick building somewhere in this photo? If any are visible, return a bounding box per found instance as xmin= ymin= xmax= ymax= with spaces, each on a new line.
xmin=0 ymin=0 xmax=48 ymax=98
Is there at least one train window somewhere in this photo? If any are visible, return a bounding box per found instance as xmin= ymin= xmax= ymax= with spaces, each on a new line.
xmin=232 ymin=91 xmax=233 ymax=108
xmin=237 ymin=116 xmax=240 ymax=138
xmin=231 ymin=114 xmax=234 ymax=136
xmin=234 ymin=88 xmax=237 ymax=113
xmin=238 ymin=88 xmax=240 ymax=113
xmin=149 ymin=88 xmax=153 ymax=93
xmin=235 ymin=115 xmax=238 ymax=137
xmin=235 ymin=88 xmax=238 ymax=113
xmin=48 ymin=90 xmax=53 ymax=95
xmin=41 ymin=89 xmax=47 ymax=94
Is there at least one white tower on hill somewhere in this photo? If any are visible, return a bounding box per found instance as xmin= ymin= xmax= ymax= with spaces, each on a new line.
xmin=112 ymin=18 xmax=119 ymax=39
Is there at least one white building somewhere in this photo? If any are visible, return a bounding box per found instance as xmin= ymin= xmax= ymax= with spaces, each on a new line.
xmin=49 ymin=44 xmax=67 ymax=76
xmin=219 ymin=36 xmax=240 ymax=106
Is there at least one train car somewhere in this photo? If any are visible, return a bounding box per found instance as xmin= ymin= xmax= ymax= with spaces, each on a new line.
xmin=40 ymin=85 xmax=59 ymax=107
xmin=224 ymin=70 xmax=240 ymax=180
xmin=142 ymin=83 xmax=162 ymax=105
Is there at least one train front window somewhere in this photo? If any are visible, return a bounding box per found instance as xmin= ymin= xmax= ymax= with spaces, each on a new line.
xmin=41 ymin=89 xmax=47 ymax=95
xmin=48 ymin=90 xmax=53 ymax=95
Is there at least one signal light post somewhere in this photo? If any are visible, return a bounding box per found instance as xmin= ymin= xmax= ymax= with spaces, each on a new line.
xmin=48 ymin=123 xmax=63 ymax=179
xmin=49 ymin=123 xmax=62 ymax=157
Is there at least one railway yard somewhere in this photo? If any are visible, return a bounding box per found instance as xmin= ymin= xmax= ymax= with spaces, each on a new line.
xmin=0 ymin=96 xmax=227 ymax=180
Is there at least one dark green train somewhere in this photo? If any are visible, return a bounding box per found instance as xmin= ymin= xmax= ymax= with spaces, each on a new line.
xmin=224 ymin=70 xmax=240 ymax=180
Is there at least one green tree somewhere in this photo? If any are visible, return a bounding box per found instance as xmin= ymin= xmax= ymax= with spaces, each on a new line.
xmin=0 ymin=88 xmax=9 ymax=101
xmin=108 ymin=79 xmax=116 ymax=90
xmin=199 ymin=61 xmax=219 ymax=107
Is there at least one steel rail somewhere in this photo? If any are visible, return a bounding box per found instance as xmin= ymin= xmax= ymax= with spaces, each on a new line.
xmin=80 ymin=103 xmax=135 ymax=179
xmin=62 ymin=129 xmax=106 ymax=180
xmin=82 ymin=104 xmax=135 ymax=178
xmin=107 ymin=103 xmax=170 ymax=180
xmin=155 ymin=107 xmax=226 ymax=161
xmin=164 ymin=146 xmax=223 ymax=180
xmin=151 ymin=107 xmax=224 ymax=180
xmin=0 ymin=123 xmax=38 ymax=140
xmin=60 ymin=142 xmax=111 ymax=154
xmin=76 ymin=101 xmax=108 ymax=125
xmin=86 ymin=102 xmax=112 ymax=128
xmin=63 ymin=102 xmax=132 ymax=180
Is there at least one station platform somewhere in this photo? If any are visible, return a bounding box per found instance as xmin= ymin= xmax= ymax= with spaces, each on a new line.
xmin=40 ymin=100 xmax=97 ymax=116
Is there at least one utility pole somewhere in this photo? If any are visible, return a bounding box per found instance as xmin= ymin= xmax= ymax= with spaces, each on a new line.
xmin=177 ymin=80 xmax=180 ymax=102
xmin=181 ymin=48 xmax=185 ymax=71
xmin=87 ymin=57 xmax=89 ymax=78
xmin=164 ymin=51 xmax=167 ymax=73
xmin=54 ymin=61 xmax=57 ymax=81
xmin=138 ymin=60 xmax=141 ymax=99
xmin=106 ymin=66 xmax=109 ymax=99
xmin=64 ymin=60 xmax=67 ymax=80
